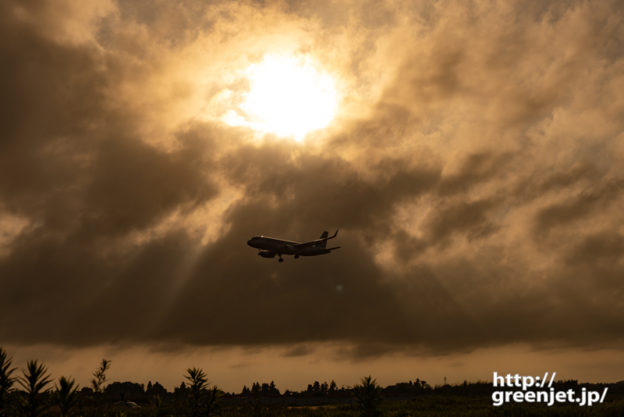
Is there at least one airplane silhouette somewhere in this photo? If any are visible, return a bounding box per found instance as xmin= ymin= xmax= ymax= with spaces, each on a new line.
xmin=247 ymin=230 xmax=340 ymax=262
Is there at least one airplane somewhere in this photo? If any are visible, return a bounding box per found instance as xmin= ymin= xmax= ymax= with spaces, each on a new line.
xmin=247 ymin=230 xmax=340 ymax=262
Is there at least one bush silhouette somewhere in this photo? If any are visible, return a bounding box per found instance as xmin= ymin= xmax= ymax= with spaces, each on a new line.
xmin=91 ymin=359 xmax=111 ymax=394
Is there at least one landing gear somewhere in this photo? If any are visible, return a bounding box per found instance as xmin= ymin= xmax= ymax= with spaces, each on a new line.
xmin=278 ymin=254 xmax=284 ymax=262
xmin=294 ymin=255 xmax=299 ymax=259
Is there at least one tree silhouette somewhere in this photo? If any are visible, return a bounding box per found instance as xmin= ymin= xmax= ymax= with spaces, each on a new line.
xmin=352 ymin=376 xmax=383 ymax=417
xmin=312 ymin=381 xmax=320 ymax=393
xmin=329 ymin=380 xmax=337 ymax=393
xmin=55 ymin=376 xmax=79 ymax=417
xmin=251 ymin=382 xmax=260 ymax=395
xmin=18 ymin=360 xmax=52 ymax=417
xmin=146 ymin=381 xmax=167 ymax=398
xmin=91 ymin=359 xmax=110 ymax=394
xmin=184 ymin=367 xmax=219 ymax=417
xmin=0 ymin=348 xmax=16 ymax=417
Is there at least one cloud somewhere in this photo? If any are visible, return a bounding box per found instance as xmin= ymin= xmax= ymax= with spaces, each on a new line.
xmin=0 ymin=0 xmax=623 ymax=359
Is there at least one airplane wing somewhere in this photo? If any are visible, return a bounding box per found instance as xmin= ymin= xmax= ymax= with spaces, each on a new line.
xmin=293 ymin=229 xmax=338 ymax=249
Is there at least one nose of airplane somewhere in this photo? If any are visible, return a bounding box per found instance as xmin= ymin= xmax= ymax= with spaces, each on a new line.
xmin=247 ymin=239 xmax=254 ymax=246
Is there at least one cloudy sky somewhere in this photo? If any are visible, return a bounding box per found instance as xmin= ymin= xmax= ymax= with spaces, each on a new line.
xmin=1 ymin=0 xmax=623 ymax=391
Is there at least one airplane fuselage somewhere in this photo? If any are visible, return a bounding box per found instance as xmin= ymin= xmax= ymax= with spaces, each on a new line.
xmin=247 ymin=237 xmax=332 ymax=256
xmin=247 ymin=230 xmax=340 ymax=261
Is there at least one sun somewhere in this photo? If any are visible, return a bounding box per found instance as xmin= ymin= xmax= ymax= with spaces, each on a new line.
xmin=225 ymin=54 xmax=338 ymax=141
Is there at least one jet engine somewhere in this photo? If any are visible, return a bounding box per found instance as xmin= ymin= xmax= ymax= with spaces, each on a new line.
xmin=258 ymin=251 xmax=276 ymax=258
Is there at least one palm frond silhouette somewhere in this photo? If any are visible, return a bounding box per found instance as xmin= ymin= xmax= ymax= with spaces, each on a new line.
xmin=0 ymin=348 xmax=16 ymax=417
xmin=55 ymin=376 xmax=79 ymax=417
xmin=185 ymin=367 xmax=219 ymax=417
xmin=18 ymin=360 xmax=52 ymax=417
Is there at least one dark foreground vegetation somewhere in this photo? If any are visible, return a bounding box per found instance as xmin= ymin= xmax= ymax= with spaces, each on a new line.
xmin=2 ymin=347 xmax=624 ymax=417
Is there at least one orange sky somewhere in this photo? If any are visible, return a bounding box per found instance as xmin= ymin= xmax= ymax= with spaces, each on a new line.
xmin=1 ymin=0 xmax=623 ymax=390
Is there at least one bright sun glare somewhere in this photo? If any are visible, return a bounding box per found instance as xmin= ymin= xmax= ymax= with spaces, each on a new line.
xmin=225 ymin=55 xmax=338 ymax=141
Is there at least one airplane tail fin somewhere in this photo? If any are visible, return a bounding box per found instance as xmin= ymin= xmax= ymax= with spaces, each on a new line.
xmin=318 ymin=230 xmax=338 ymax=248
xmin=319 ymin=231 xmax=329 ymax=248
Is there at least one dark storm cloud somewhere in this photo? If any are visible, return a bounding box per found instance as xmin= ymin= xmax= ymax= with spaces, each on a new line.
xmin=221 ymin=143 xmax=440 ymax=231
xmin=437 ymin=152 xmax=512 ymax=196
xmin=533 ymin=179 xmax=623 ymax=236
xmin=157 ymin=225 xmax=415 ymax=345
xmin=0 ymin=1 xmax=217 ymax=343
xmin=1 ymin=0 xmax=624 ymax=357
xmin=425 ymin=197 xmax=500 ymax=244
xmin=512 ymin=163 xmax=602 ymax=202
xmin=566 ymin=232 xmax=624 ymax=267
